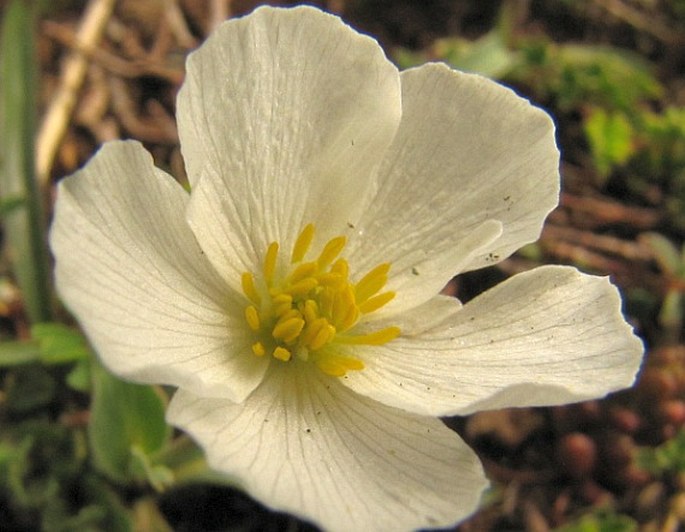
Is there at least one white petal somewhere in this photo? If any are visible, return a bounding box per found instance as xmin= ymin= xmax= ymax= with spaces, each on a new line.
xmin=343 ymin=266 xmax=643 ymax=416
xmin=178 ymin=6 xmax=402 ymax=290
xmin=50 ymin=141 xmax=268 ymax=403
xmin=361 ymin=219 xmax=503 ymax=317
xmin=167 ymin=365 xmax=488 ymax=532
xmin=348 ymin=63 xmax=559 ymax=309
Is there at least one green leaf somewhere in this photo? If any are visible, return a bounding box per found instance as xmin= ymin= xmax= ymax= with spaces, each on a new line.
xmin=130 ymin=445 xmax=174 ymax=492
xmin=0 ymin=339 xmax=41 ymax=366
xmin=394 ymin=30 xmax=517 ymax=79
xmin=4 ymin=435 xmax=34 ymax=507
xmin=0 ymin=194 xmax=25 ymax=216
xmin=434 ymin=31 xmax=517 ymax=78
xmin=79 ymin=474 xmax=134 ymax=532
xmin=42 ymin=501 xmax=106 ymax=532
xmin=66 ymin=358 xmax=92 ymax=392
xmin=556 ymin=44 xmax=662 ymax=110
xmin=32 ymin=322 xmax=92 ymax=364
xmin=0 ymin=0 xmax=52 ymax=323
xmin=638 ymin=428 xmax=685 ymax=474
xmin=658 ymin=289 xmax=683 ymax=338
xmin=4 ymin=365 xmax=56 ymax=412
xmin=555 ymin=508 xmax=638 ymax=532
xmin=584 ymin=107 xmax=635 ymax=178
xmin=88 ymin=363 xmax=171 ymax=484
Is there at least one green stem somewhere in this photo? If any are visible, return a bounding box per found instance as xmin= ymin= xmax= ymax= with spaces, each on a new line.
xmin=153 ymin=435 xmax=239 ymax=487
xmin=0 ymin=0 xmax=53 ymax=324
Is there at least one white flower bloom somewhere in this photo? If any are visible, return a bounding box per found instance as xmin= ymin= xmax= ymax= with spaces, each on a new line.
xmin=49 ymin=5 xmax=644 ymax=531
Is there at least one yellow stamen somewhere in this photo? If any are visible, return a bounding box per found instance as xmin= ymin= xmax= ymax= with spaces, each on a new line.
xmin=291 ymin=223 xmax=315 ymax=263
xmin=289 ymin=261 xmax=318 ymax=283
xmin=272 ymin=293 xmax=293 ymax=316
xmin=272 ymin=316 xmax=305 ymax=343
xmin=263 ymin=242 xmax=279 ymax=283
xmin=310 ymin=322 xmax=336 ymax=350
xmin=331 ymin=258 xmax=349 ymax=278
xmin=273 ymin=346 xmax=292 ymax=362
xmin=336 ymin=326 xmax=401 ymax=345
xmin=240 ymin=222 xmax=400 ymax=375
xmin=355 ymin=263 xmax=390 ymax=302
xmin=302 ymin=318 xmax=337 ymax=350
xmin=317 ymin=272 xmax=345 ymax=287
xmin=286 ymin=277 xmax=318 ymax=297
xmin=302 ymin=299 xmax=318 ymax=323
xmin=318 ymin=236 xmax=347 ymax=268
xmin=332 ymin=285 xmax=358 ymax=331
xmin=358 ymin=291 xmax=395 ymax=314
xmin=315 ymin=354 xmax=365 ymax=377
xmin=316 ymin=361 xmax=345 ymax=377
xmin=252 ymin=342 xmax=266 ymax=357
xmin=241 ymin=272 xmax=260 ymax=305
xmin=337 ymin=355 xmax=365 ymax=371
xmin=276 ymin=308 xmax=300 ymax=322
xmin=245 ymin=305 xmax=260 ymax=331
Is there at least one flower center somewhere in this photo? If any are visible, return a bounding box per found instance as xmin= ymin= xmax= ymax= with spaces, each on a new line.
xmin=240 ymin=223 xmax=400 ymax=377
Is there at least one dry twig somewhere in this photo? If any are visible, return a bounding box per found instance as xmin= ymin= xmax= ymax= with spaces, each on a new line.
xmin=560 ymin=193 xmax=662 ymax=229
xmin=36 ymin=0 xmax=116 ymax=186
xmin=592 ymin=0 xmax=685 ymax=46
xmin=42 ymin=21 xmax=184 ymax=84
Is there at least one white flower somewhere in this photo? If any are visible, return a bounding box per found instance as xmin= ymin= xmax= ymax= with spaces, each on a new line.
xmin=49 ymin=5 xmax=643 ymax=531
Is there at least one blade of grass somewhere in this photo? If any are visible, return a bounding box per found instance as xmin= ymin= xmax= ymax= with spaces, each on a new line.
xmin=0 ymin=0 xmax=53 ymax=323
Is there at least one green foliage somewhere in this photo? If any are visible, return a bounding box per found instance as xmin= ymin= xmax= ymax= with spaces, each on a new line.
xmin=4 ymin=365 xmax=56 ymax=412
xmin=394 ymin=17 xmax=678 ymax=195
xmin=88 ymin=363 xmax=172 ymax=485
xmin=539 ymin=44 xmax=662 ymax=112
xmin=395 ymin=30 xmax=517 ymax=79
xmin=630 ymin=107 xmax=685 ymax=230
xmin=584 ymin=108 xmax=635 ymax=178
xmin=637 ymin=107 xmax=685 ymax=181
xmin=555 ymin=509 xmax=638 ymax=532
xmin=32 ymin=322 xmax=91 ymax=365
xmin=638 ymin=428 xmax=685 ymax=475
xmin=0 ymin=419 xmax=134 ymax=531
xmin=0 ymin=0 xmax=53 ymax=323
xmin=0 ymin=339 xmax=42 ymax=366
xmin=640 ymin=233 xmax=685 ymax=340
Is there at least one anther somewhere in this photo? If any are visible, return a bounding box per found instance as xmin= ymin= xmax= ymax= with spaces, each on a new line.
xmin=292 ymin=223 xmax=315 ymax=263
xmin=317 ymin=236 xmax=347 ymax=268
xmin=263 ymin=242 xmax=279 ymax=283
xmin=241 ymin=272 xmax=261 ymax=305
xmin=272 ymin=293 xmax=293 ymax=316
xmin=315 ymin=354 xmax=364 ymax=377
xmin=289 ymin=262 xmax=318 ymax=283
xmin=252 ymin=342 xmax=266 ymax=357
xmin=310 ymin=322 xmax=336 ymax=350
xmin=272 ymin=316 xmax=305 ymax=343
xmin=331 ymin=285 xmax=358 ymax=331
xmin=287 ymin=277 xmax=318 ymax=297
xmin=331 ymin=258 xmax=349 ymax=279
xmin=245 ymin=305 xmax=260 ymax=331
xmin=355 ymin=263 xmax=390 ymax=302
xmin=358 ymin=291 xmax=395 ymax=314
xmin=302 ymin=299 xmax=318 ymax=323
xmin=336 ymin=326 xmax=401 ymax=345
xmin=273 ymin=346 xmax=292 ymax=362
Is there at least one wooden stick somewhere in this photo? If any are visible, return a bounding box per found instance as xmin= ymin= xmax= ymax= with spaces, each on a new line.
xmin=35 ymin=0 xmax=116 ymax=187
